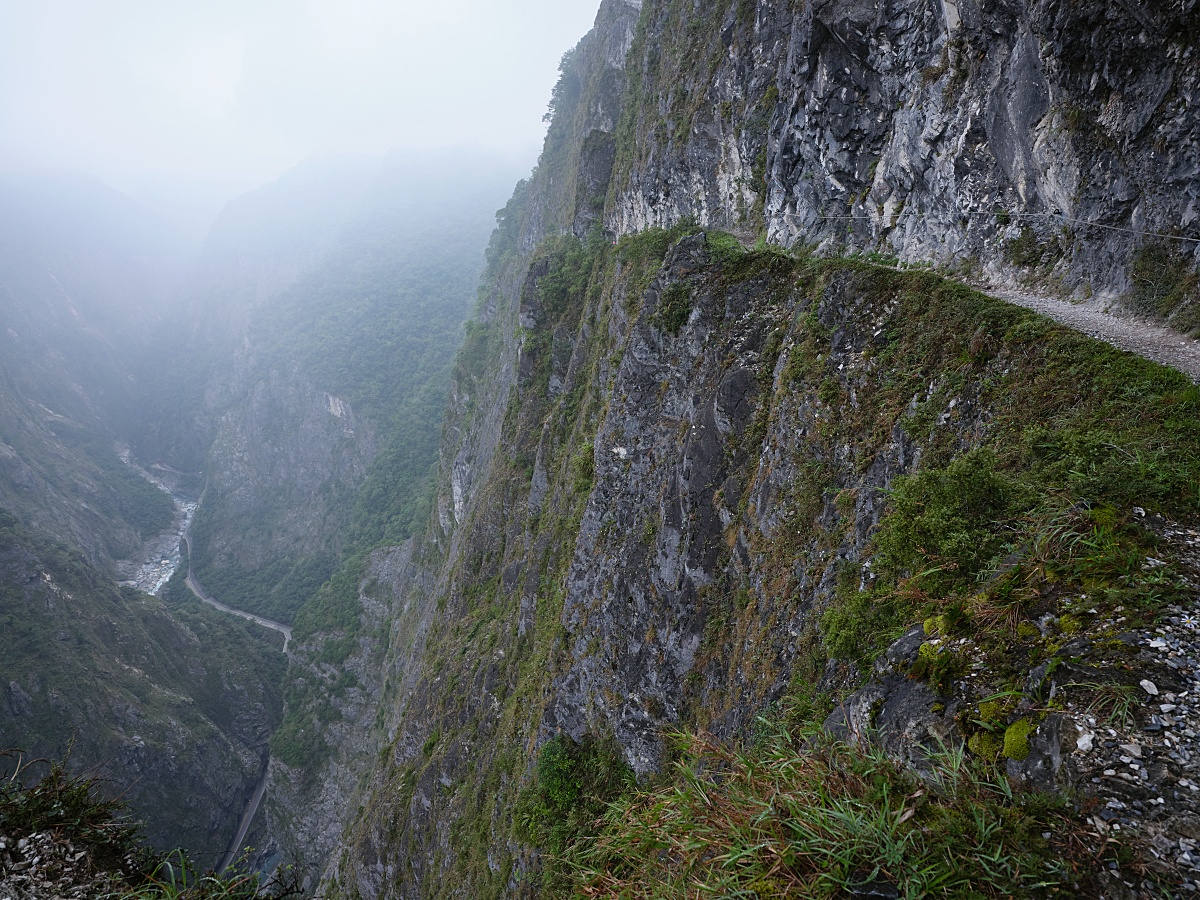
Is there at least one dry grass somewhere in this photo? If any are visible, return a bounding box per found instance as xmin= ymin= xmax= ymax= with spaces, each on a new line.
xmin=567 ymin=728 xmax=1126 ymax=899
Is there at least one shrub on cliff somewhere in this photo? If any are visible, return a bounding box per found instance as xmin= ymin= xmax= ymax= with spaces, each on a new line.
xmin=0 ymin=752 xmax=299 ymax=899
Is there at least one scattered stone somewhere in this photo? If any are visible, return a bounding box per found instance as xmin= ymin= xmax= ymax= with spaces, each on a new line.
xmin=0 ymin=828 xmax=137 ymax=899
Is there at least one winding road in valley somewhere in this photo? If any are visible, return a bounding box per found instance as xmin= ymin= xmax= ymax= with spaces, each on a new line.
xmin=182 ymin=534 xmax=292 ymax=652
xmin=179 ymin=532 xmax=291 ymax=874
xmin=216 ymin=764 xmax=271 ymax=875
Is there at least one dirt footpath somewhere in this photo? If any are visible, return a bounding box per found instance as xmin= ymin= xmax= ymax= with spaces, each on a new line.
xmin=990 ymin=287 xmax=1200 ymax=382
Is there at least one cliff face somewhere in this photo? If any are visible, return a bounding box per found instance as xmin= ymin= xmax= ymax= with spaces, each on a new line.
xmin=612 ymin=0 xmax=1200 ymax=312
xmin=271 ymin=0 xmax=1200 ymax=896
xmin=190 ymin=368 xmax=377 ymax=617
xmin=259 ymin=3 xmax=643 ymax=893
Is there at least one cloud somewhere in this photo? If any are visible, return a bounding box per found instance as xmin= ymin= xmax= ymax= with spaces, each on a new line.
xmin=0 ymin=0 xmax=601 ymax=203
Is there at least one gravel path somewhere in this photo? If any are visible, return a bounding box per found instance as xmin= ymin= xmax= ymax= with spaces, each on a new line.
xmin=987 ymin=286 xmax=1200 ymax=383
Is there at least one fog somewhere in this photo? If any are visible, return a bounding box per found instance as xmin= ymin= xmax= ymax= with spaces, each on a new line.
xmin=0 ymin=0 xmax=601 ymax=237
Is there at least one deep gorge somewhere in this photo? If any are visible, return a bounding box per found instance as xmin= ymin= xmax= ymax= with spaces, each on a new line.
xmin=4 ymin=0 xmax=1200 ymax=896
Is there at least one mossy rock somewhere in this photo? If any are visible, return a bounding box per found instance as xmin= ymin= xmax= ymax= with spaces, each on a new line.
xmin=1017 ymin=622 xmax=1040 ymax=640
xmin=1003 ymin=718 xmax=1034 ymax=761
xmin=968 ymin=731 xmax=1005 ymax=759
xmin=976 ymin=699 xmax=1007 ymax=724
xmin=909 ymin=642 xmax=964 ymax=693
xmin=1059 ymin=614 xmax=1083 ymax=634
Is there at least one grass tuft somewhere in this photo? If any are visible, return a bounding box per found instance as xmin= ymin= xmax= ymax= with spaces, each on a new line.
xmin=567 ymin=728 xmax=1123 ymax=898
xmin=0 ymin=751 xmax=300 ymax=899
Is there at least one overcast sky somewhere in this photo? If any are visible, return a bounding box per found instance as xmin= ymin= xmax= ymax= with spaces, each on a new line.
xmin=0 ymin=0 xmax=602 ymax=233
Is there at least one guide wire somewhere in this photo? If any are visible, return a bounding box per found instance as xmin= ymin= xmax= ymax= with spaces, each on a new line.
xmin=781 ymin=207 xmax=1200 ymax=244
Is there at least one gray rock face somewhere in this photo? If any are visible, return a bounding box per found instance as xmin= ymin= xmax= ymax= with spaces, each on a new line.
xmin=540 ymin=235 xmax=985 ymax=775
xmin=544 ymin=234 xmax=769 ymax=772
xmin=612 ymin=0 xmax=1200 ymax=306
xmin=272 ymin=0 xmax=1200 ymax=895
xmin=264 ymin=542 xmax=419 ymax=891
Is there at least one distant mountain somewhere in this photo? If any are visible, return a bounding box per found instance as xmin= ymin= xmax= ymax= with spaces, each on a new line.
xmin=144 ymin=155 xmax=519 ymax=624
xmin=0 ymin=171 xmax=188 ymax=562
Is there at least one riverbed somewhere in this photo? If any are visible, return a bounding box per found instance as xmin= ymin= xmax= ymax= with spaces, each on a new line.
xmin=114 ymin=448 xmax=197 ymax=595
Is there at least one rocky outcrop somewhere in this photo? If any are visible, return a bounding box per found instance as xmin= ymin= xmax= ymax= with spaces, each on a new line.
xmin=200 ymin=367 xmax=377 ymax=573
xmin=824 ymin=513 xmax=1200 ymax=886
xmin=612 ymin=0 xmax=1200 ymax=309
xmin=263 ymin=543 xmax=419 ymax=890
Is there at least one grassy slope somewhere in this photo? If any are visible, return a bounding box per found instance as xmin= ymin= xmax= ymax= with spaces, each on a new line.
xmin=510 ymin=238 xmax=1200 ymax=897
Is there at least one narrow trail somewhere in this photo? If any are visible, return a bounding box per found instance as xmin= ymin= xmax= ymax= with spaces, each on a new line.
xmin=986 ymin=285 xmax=1200 ymax=383
xmin=755 ymin=240 xmax=1200 ymax=382
xmin=149 ymin=462 xmax=201 ymax=477
xmin=182 ymin=535 xmax=292 ymax=652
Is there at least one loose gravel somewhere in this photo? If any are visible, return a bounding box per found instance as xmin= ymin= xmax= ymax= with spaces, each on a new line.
xmin=0 ymin=830 xmax=134 ymax=899
xmin=988 ymin=287 xmax=1200 ymax=382
xmin=1056 ymin=514 xmax=1200 ymax=894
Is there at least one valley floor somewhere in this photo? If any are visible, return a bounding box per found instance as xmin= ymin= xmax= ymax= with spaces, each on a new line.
xmin=182 ymin=535 xmax=293 ymax=652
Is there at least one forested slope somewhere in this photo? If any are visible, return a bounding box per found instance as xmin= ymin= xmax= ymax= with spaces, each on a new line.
xmin=171 ymin=159 xmax=517 ymax=625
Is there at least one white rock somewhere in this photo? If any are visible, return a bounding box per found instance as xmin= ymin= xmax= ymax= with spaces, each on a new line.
xmin=1076 ymin=731 xmax=1094 ymax=752
xmin=1141 ymin=679 xmax=1160 ymax=696
xmin=1120 ymin=742 xmax=1143 ymax=758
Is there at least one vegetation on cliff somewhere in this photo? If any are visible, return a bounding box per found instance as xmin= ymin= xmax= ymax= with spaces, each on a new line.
xmin=495 ymin=233 xmax=1200 ymax=896
xmin=0 ymin=753 xmax=299 ymax=898
xmin=332 ymin=215 xmax=1198 ymax=895
xmin=570 ymin=729 xmax=1112 ymax=898
xmin=0 ymin=508 xmax=286 ymax=860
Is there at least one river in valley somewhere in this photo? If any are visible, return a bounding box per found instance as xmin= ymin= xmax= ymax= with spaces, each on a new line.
xmin=117 ymin=446 xmax=288 ymax=873
xmin=115 ymin=450 xmax=198 ymax=595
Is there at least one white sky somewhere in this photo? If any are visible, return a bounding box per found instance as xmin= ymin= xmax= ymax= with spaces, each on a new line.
xmin=0 ymin=0 xmax=602 ymax=231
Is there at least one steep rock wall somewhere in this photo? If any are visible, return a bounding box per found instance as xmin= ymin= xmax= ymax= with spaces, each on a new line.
xmin=263 ymin=4 xmax=645 ymax=893
xmin=296 ymin=0 xmax=1200 ymax=896
xmin=191 ymin=366 xmax=377 ymax=609
xmin=612 ymin=0 xmax=1200 ymax=310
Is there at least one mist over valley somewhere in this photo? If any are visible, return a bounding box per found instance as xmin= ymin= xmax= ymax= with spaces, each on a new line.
xmin=3 ymin=1 xmax=1200 ymax=897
